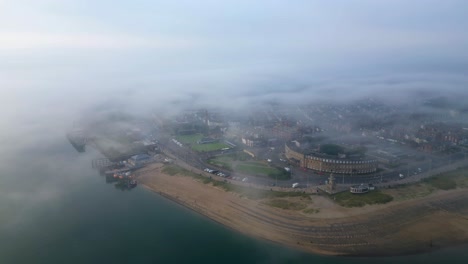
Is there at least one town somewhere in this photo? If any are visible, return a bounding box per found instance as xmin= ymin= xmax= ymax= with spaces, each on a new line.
xmin=65 ymin=96 xmax=468 ymax=255
xmin=68 ymin=96 xmax=468 ymax=195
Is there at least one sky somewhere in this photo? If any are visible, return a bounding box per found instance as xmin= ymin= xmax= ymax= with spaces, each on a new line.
xmin=1 ymin=3 xmax=468 ymax=260
xmin=1 ymin=0 xmax=468 ymax=128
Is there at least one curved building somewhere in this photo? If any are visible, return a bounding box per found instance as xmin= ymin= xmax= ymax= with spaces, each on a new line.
xmin=285 ymin=143 xmax=378 ymax=174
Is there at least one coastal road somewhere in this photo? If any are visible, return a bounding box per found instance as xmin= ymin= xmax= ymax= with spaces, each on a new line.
xmin=159 ymin=137 xmax=468 ymax=189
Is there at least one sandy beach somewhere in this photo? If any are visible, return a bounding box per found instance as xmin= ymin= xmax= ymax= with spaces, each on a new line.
xmin=137 ymin=163 xmax=468 ymax=256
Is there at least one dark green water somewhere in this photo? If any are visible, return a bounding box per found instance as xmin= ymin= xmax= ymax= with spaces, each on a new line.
xmin=1 ymin=139 xmax=467 ymax=264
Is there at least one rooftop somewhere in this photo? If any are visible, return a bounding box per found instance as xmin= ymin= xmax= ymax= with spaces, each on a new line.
xmin=130 ymin=154 xmax=151 ymax=161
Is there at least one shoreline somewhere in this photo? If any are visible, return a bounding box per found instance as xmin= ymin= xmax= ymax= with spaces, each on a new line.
xmin=139 ymin=184 xmax=337 ymax=256
xmin=137 ymin=163 xmax=468 ymax=257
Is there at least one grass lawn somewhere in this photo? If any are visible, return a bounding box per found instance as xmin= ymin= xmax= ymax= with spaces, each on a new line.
xmin=207 ymin=158 xmax=233 ymax=171
xmin=162 ymin=165 xmax=201 ymax=178
xmin=176 ymin=134 xmax=203 ymax=144
xmin=236 ymin=162 xmax=290 ymax=180
xmin=263 ymin=199 xmax=307 ymax=210
xmin=382 ymin=167 xmax=468 ymax=201
xmin=456 ymin=169 xmax=468 ymax=188
xmin=192 ymin=142 xmax=230 ymax=152
xmin=422 ymin=174 xmax=457 ymax=190
xmin=422 ymin=166 xmax=468 ymax=189
xmin=208 ymin=152 xmax=251 ymax=165
xmin=421 ymin=167 xmax=468 ymax=190
xmin=226 ymin=152 xmax=251 ymax=161
xmin=333 ymin=190 xmax=393 ymax=208
xmin=236 ymin=163 xmax=278 ymax=175
xmin=161 ymin=164 xmax=308 ymax=200
xmin=303 ymin=208 xmax=320 ymax=214
xmin=208 ymin=152 xmax=259 ymax=172
xmin=211 ymin=155 xmax=237 ymax=163
xmin=383 ymin=183 xmax=435 ymax=202
xmin=217 ymin=182 xmax=310 ymax=200
xmin=176 ymin=134 xmax=230 ymax=152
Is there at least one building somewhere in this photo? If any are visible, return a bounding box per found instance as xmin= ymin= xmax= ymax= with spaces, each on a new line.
xmin=285 ymin=142 xmax=378 ymax=174
xmin=128 ymin=154 xmax=151 ymax=167
xmin=350 ymin=184 xmax=370 ymax=194
xmin=241 ymin=136 xmax=264 ymax=147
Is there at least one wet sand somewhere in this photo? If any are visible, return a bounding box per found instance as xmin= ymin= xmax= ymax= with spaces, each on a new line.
xmin=137 ymin=163 xmax=468 ymax=256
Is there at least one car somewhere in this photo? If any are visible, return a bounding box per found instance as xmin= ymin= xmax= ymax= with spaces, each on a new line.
xmin=242 ymin=177 xmax=248 ymax=182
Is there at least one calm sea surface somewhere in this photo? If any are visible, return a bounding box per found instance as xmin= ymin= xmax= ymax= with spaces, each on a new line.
xmin=0 ymin=137 xmax=467 ymax=264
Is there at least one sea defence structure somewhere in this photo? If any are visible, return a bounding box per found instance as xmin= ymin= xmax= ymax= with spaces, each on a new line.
xmin=66 ymin=130 xmax=89 ymax=152
xmin=285 ymin=142 xmax=378 ymax=174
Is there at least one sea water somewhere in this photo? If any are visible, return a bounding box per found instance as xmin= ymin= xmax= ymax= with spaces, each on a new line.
xmin=0 ymin=138 xmax=467 ymax=264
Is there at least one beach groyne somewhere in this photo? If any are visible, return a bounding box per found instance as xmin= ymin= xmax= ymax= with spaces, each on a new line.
xmin=137 ymin=163 xmax=468 ymax=256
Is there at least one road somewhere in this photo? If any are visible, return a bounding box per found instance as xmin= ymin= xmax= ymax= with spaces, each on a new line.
xmin=158 ymin=135 xmax=468 ymax=189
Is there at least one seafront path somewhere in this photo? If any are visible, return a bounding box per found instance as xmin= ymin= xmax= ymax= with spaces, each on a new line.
xmin=150 ymin=146 xmax=468 ymax=194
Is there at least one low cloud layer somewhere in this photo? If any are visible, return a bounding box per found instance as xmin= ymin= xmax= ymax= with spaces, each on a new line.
xmin=1 ymin=0 xmax=468 ymax=126
xmin=1 ymin=3 xmax=468 ymax=258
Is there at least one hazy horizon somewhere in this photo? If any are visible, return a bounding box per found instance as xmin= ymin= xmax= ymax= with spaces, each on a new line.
xmin=1 ymin=1 xmax=468 ymax=263
xmin=2 ymin=1 xmax=468 ymax=120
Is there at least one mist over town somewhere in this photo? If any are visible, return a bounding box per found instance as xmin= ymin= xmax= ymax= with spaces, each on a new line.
xmin=1 ymin=1 xmax=468 ymax=263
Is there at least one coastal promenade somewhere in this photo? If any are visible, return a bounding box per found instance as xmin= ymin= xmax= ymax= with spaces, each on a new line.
xmin=156 ymin=145 xmax=468 ymax=195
